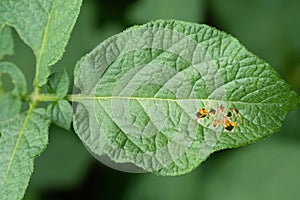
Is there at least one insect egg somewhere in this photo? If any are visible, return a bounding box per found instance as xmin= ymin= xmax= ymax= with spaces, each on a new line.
xmin=224 ymin=119 xmax=237 ymax=131
xmin=209 ymin=108 xmax=216 ymax=116
xmin=196 ymin=108 xmax=207 ymax=118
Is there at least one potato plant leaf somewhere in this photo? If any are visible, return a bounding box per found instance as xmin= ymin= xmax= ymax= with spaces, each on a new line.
xmin=0 ymin=109 xmax=50 ymax=200
xmin=0 ymin=26 xmax=13 ymax=60
xmin=46 ymin=69 xmax=70 ymax=98
xmin=0 ymin=62 xmax=26 ymax=96
xmin=73 ymin=20 xmax=299 ymax=175
xmin=47 ymin=100 xmax=73 ymax=130
xmin=0 ymin=94 xmax=21 ymax=122
xmin=0 ymin=0 xmax=82 ymax=87
xmin=0 ymin=62 xmax=26 ymax=121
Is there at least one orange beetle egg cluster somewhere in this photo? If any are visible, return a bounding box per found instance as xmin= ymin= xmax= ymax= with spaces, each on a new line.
xmin=196 ymin=104 xmax=241 ymax=132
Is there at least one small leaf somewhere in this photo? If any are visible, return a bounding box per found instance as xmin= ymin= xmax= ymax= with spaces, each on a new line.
xmin=0 ymin=0 xmax=82 ymax=87
xmin=0 ymin=108 xmax=50 ymax=200
xmin=0 ymin=62 xmax=26 ymax=96
xmin=73 ymin=20 xmax=299 ymax=175
xmin=47 ymin=100 xmax=73 ymax=130
xmin=0 ymin=26 xmax=13 ymax=60
xmin=0 ymin=62 xmax=26 ymax=121
xmin=46 ymin=69 xmax=70 ymax=98
xmin=0 ymin=94 xmax=21 ymax=121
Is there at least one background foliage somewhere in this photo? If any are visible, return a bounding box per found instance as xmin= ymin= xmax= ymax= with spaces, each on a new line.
xmin=2 ymin=0 xmax=299 ymax=199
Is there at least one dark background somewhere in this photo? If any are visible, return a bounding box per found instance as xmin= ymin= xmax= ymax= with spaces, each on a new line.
xmin=4 ymin=0 xmax=300 ymax=199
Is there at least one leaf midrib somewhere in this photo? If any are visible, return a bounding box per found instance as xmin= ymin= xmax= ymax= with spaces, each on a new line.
xmin=34 ymin=0 xmax=57 ymax=86
xmin=68 ymin=95 xmax=286 ymax=105
xmin=1 ymin=105 xmax=35 ymax=187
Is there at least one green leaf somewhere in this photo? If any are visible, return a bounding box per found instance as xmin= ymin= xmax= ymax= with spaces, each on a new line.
xmin=0 ymin=108 xmax=50 ymax=200
xmin=0 ymin=94 xmax=21 ymax=121
xmin=73 ymin=20 xmax=299 ymax=176
xmin=47 ymin=100 xmax=73 ymax=130
xmin=0 ymin=62 xmax=26 ymax=121
xmin=0 ymin=62 xmax=26 ymax=96
xmin=0 ymin=25 xmax=14 ymax=60
xmin=74 ymin=55 xmax=87 ymax=84
xmin=46 ymin=69 xmax=69 ymax=98
xmin=0 ymin=0 xmax=82 ymax=87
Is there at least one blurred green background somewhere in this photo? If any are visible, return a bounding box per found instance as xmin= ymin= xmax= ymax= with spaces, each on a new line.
xmin=3 ymin=0 xmax=300 ymax=199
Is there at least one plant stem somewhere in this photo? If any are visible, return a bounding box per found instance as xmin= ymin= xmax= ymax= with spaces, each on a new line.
xmin=35 ymin=93 xmax=78 ymax=102
xmin=66 ymin=94 xmax=84 ymax=102
xmin=38 ymin=93 xmax=60 ymax=102
xmin=28 ymin=93 xmax=73 ymax=102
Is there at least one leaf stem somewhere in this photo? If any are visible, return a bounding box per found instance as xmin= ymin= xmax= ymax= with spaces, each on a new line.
xmin=38 ymin=93 xmax=61 ymax=102
xmin=26 ymin=89 xmax=60 ymax=103
xmin=66 ymin=94 xmax=84 ymax=102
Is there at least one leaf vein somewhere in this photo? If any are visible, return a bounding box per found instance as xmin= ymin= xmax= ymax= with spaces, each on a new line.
xmin=34 ymin=0 xmax=57 ymax=86
xmin=1 ymin=105 xmax=35 ymax=187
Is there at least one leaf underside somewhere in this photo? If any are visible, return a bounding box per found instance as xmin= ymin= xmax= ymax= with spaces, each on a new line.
xmin=47 ymin=99 xmax=73 ymax=130
xmin=46 ymin=69 xmax=70 ymax=98
xmin=73 ymin=20 xmax=298 ymax=176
